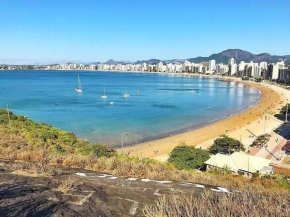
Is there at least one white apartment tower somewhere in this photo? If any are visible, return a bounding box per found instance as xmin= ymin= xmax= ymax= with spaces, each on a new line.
xmin=253 ymin=65 xmax=262 ymax=77
xmin=260 ymin=62 xmax=268 ymax=70
xmin=208 ymin=60 xmax=216 ymax=71
xmin=230 ymin=63 xmax=238 ymax=76
xmin=272 ymin=64 xmax=279 ymax=80
xmin=239 ymin=61 xmax=245 ymax=71
xmin=228 ymin=58 xmax=235 ymax=65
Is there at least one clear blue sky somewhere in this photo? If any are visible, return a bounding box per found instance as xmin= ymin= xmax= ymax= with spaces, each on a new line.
xmin=0 ymin=0 xmax=289 ymax=64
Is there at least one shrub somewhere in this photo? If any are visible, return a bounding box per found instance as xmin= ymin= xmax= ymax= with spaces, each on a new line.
xmin=91 ymin=144 xmax=116 ymax=158
xmin=209 ymin=134 xmax=245 ymax=154
xmin=168 ymin=144 xmax=210 ymax=170
xmin=281 ymin=103 xmax=290 ymax=115
xmin=255 ymin=77 xmax=262 ymax=82
xmin=55 ymin=144 xmax=66 ymax=154
xmin=0 ymin=109 xmax=115 ymax=158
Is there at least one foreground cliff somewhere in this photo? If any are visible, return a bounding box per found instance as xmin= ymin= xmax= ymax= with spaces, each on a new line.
xmin=1 ymin=110 xmax=290 ymax=217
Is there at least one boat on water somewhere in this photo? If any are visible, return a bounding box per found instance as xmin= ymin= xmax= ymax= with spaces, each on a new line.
xmin=123 ymin=87 xmax=130 ymax=98
xmin=101 ymin=87 xmax=107 ymax=99
xmin=75 ymin=75 xmax=83 ymax=92
xmin=109 ymin=101 xmax=114 ymax=105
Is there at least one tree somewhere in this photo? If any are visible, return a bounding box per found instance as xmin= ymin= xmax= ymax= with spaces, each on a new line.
xmin=281 ymin=104 xmax=290 ymax=115
xmin=168 ymin=144 xmax=210 ymax=170
xmin=208 ymin=135 xmax=245 ymax=155
xmin=254 ymin=77 xmax=262 ymax=82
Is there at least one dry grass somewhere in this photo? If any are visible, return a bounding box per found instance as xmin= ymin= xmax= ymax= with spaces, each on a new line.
xmin=283 ymin=157 xmax=290 ymax=164
xmin=273 ymin=165 xmax=290 ymax=176
xmin=56 ymin=179 xmax=74 ymax=194
xmin=1 ymin=111 xmax=289 ymax=192
xmin=56 ymin=154 xmax=290 ymax=191
xmin=143 ymin=188 xmax=290 ymax=217
xmin=10 ymin=160 xmax=56 ymax=177
xmin=1 ymin=147 xmax=289 ymax=191
xmin=11 ymin=170 xmax=48 ymax=177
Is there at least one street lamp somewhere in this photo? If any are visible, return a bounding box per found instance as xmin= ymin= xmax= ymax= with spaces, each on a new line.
xmin=121 ymin=132 xmax=130 ymax=153
xmin=285 ymin=102 xmax=288 ymax=123
xmin=264 ymin=115 xmax=267 ymax=134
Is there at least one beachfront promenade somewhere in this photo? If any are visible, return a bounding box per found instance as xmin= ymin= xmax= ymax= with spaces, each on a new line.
xmin=249 ymin=121 xmax=290 ymax=163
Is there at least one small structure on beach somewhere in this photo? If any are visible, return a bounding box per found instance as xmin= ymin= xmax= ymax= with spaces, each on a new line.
xmin=204 ymin=152 xmax=273 ymax=177
xmin=251 ymin=134 xmax=271 ymax=148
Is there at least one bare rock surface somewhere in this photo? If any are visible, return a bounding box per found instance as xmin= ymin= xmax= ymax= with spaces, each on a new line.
xmin=0 ymin=161 xmax=234 ymax=217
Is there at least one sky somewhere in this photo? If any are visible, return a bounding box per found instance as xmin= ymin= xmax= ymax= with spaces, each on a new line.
xmin=0 ymin=0 xmax=289 ymax=64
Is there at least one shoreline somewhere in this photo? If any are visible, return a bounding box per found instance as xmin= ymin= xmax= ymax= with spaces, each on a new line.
xmin=115 ymin=92 xmax=260 ymax=149
xmin=117 ymin=77 xmax=283 ymax=160
xmin=110 ymin=74 xmax=261 ymax=148
xmin=0 ymin=69 xmax=284 ymax=159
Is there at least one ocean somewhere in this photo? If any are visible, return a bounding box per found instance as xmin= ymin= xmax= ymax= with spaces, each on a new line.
xmin=0 ymin=70 xmax=260 ymax=147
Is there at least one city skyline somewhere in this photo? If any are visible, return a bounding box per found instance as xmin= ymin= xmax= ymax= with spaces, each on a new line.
xmin=3 ymin=54 xmax=289 ymax=84
xmin=0 ymin=0 xmax=289 ymax=64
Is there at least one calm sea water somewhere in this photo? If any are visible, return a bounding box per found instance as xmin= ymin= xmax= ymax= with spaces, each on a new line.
xmin=0 ymin=70 xmax=260 ymax=147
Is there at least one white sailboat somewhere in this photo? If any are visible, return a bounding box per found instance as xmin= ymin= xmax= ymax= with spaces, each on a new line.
xmin=75 ymin=75 xmax=83 ymax=92
xmin=123 ymin=87 xmax=130 ymax=98
xmin=101 ymin=87 xmax=107 ymax=99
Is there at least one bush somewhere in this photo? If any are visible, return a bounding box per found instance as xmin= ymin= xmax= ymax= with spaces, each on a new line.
xmin=255 ymin=77 xmax=262 ymax=82
xmin=168 ymin=144 xmax=210 ymax=170
xmin=0 ymin=109 xmax=116 ymax=158
xmin=91 ymin=144 xmax=116 ymax=158
xmin=281 ymin=103 xmax=290 ymax=115
xmin=209 ymin=135 xmax=245 ymax=154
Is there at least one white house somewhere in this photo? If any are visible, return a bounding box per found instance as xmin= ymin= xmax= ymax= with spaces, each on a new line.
xmin=205 ymin=152 xmax=273 ymax=177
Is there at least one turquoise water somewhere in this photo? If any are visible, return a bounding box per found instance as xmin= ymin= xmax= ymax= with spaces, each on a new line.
xmin=0 ymin=70 xmax=260 ymax=147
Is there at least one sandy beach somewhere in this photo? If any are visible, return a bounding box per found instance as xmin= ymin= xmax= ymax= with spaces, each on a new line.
xmin=118 ymin=77 xmax=285 ymax=160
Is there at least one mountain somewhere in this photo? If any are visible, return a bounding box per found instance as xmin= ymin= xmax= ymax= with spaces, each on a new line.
xmin=1 ymin=49 xmax=289 ymax=66
xmin=85 ymin=61 xmax=101 ymax=65
xmin=135 ymin=59 xmax=165 ymax=65
xmin=104 ymin=59 xmax=123 ymax=65
xmin=163 ymin=59 xmax=185 ymax=64
xmin=187 ymin=49 xmax=290 ymax=64
xmin=107 ymin=50 xmax=290 ymax=65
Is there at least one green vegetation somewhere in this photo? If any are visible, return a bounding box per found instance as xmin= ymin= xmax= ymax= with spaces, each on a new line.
xmin=208 ymin=134 xmax=245 ymax=154
xmin=0 ymin=109 xmax=116 ymax=158
xmin=281 ymin=103 xmax=290 ymax=115
xmin=2 ymin=110 xmax=290 ymax=216
xmin=1 ymin=109 xmax=290 ymax=195
xmin=168 ymin=144 xmax=210 ymax=170
xmin=254 ymin=77 xmax=262 ymax=82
